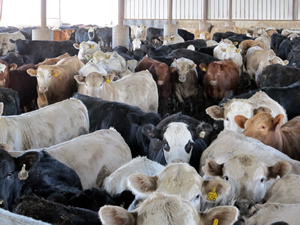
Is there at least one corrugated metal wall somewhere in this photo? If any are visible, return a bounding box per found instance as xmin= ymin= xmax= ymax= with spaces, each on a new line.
xmin=124 ymin=0 xmax=298 ymax=20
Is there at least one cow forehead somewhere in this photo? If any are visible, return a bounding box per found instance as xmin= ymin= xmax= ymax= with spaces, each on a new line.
xmin=157 ymin=163 xmax=202 ymax=195
xmin=86 ymin=73 xmax=104 ymax=86
xmin=37 ymin=67 xmax=52 ymax=78
xmin=225 ymin=155 xmax=267 ymax=179
xmin=225 ymin=101 xmax=253 ymax=118
xmin=164 ymin=122 xmax=192 ymax=144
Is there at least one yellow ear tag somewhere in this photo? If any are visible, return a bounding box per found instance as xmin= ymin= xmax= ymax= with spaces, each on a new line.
xmin=106 ymin=78 xmax=110 ymax=83
xmin=18 ymin=164 xmax=29 ymax=180
xmin=207 ymin=187 xmax=218 ymax=201
xmin=200 ymin=131 xmax=206 ymax=138
xmin=236 ymin=49 xmax=241 ymax=53
xmin=202 ymin=67 xmax=207 ymax=71
xmin=213 ymin=219 xmax=219 ymax=225
xmin=171 ymin=37 xmax=174 ymax=41
xmin=54 ymin=72 xmax=58 ymax=77
xmin=90 ymin=45 xmax=94 ymax=49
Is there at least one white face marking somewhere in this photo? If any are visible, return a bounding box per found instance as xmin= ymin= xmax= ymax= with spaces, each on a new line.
xmin=36 ymin=67 xmax=52 ymax=93
xmin=163 ymin=122 xmax=193 ymax=164
xmin=225 ymin=102 xmax=253 ymax=132
xmin=0 ymin=63 xmax=6 ymax=73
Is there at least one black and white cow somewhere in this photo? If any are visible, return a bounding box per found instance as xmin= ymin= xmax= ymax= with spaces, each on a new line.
xmin=142 ymin=113 xmax=213 ymax=171
xmin=73 ymin=93 xmax=162 ymax=157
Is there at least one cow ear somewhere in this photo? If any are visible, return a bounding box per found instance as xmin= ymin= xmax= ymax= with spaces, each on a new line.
xmin=74 ymin=75 xmax=85 ymax=84
xmin=15 ymin=151 xmax=40 ymax=171
xmin=267 ymin=160 xmax=291 ymax=179
xmin=234 ymin=115 xmax=248 ymax=129
xmin=9 ymin=39 xmax=16 ymax=43
xmin=0 ymin=143 xmax=11 ymax=152
xmin=199 ymin=63 xmax=207 ymax=72
xmin=273 ymin=114 xmax=284 ymax=131
xmin=127 ymin=173 xmax=157 ymax=198
xmin=206 ymin=106 xmax=225 ymax=120
xmin=9 ymin=63 xmax=18 ymax=70
xmin=202 ymin=159 xmax=224 ymax=177
xmin=283 ymin=60 xmax=289 ymax=65
xmin=189 ymin=63 xmax=197 ymax=70
xmin=105 ymin=74 xmax=115 ymax=83
xmin=51 ymin=69 xmax=61 ymax=77
xmin=201 ymin=177 xmax=230 ymax=201
xmin=73 ymin=43 xmax=80 ymax=49
xmin=0 ymin=102 xmax=3 ymax=116
xmin=26 ymin=69 xmax=37 ymax=76
xmin=99 ymin=205 xmax=137 ymax=225
xmin=199 ymin=206 xmax=239 ymax=225
xmin=127 ymin=112 xmax=142 ymax=125
xmin=253 ymin=106 xmax=272 ymax=115
xmin=142 ymin=124 xmax=162 ymax=139
xmin=170 ymin=67 xmax=177 ymax=74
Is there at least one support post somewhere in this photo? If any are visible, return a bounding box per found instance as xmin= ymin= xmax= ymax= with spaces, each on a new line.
xmin=164 ymin=0 xmax=177 ymax=37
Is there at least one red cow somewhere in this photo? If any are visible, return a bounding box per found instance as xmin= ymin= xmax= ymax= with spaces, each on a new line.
xmin=135 ymin=56 xmax=171 ymax=115
xmin=8 ymin=64 xmax=38 ymax=112
xmin=53 ymin=29 xmax=75 ymax=41
xmin=235 ymin=112 xmax=300 ymax=161
xmin=200 ymin=59 xmax=239 ymax=104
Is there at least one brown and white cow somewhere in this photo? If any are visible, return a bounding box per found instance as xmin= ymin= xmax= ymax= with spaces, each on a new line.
xmin=127 ymin=163 xmax=230 ymax=211
xmin=0 ymin=59 xmax=17 ymax=86
xmin=9 ymin=128 xmax=132 ymax=190
xmin=206 ymin=91 xmax=288 ymax=133
xmin=171 ymin=57 xmax=199 ymax=113
xmin=53 ymin=29 xmax=75 ymax=41
xmin=99 ymin=193 xmax=239 ymax=225
xmin=74 ymin=70 xmax=158 ymax=112
xmin=235 ymin=112 xmax=300 ymax=161
xmin=135 ymin=56 xmax=172 ymax=115
xmin=0 ymin=98 xmax=89 ymax=151
xmin=27 ymin=56 xmax=84 ymax=108
xmin=200 ymin=59 xmax=239 ymax=104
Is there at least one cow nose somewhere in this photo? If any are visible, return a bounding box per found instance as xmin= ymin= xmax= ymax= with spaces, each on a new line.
xmin=178 ymin=76 xmax=186 ymax=83
xmin=171 ymin=159 xmax=185 ymax=163
xmin=0 ymin=199 xmax=5 ymax=209
xmin=39 ymin=87 xmax=47 ymax=93
xmin=234 ymin=200 xmax=254 ymax=216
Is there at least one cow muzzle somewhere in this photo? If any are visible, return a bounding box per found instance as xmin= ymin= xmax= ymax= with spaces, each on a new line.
xmin=178 ymin=75 xmax=186 ymax=83
xmin=171 ymin=159 xmax=185 ymax=163
xmin=39 ymin=87 xmax=48 ymax=93
xmin=0 ymin=199 xmax=5 ymax=209
xmin=234 ymin=200 xmax=255 ymax=216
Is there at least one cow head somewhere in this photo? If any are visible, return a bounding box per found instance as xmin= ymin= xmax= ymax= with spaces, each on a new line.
xmin=99 ymin=193 xmax=239 ymax=225
xmin=127 ymin=163 xmax=230 ymax=211
xmin=0 ymin=60 xmax=17 ymax=87
xmin=62 ymin=29 xmax=75 ymax=40
xmin=27 ymin=65 xmax=61 ymax=93
xmin=74 ymin=72 xmax=112 ymax=97
xmin=235 ymin=112 xmax=283 ymax=148
xmin=88 ymin=27 xmax=95 ymax=40
xmin=0 ymin=148 xmax=39 ymax=211
xmin=202 ymin=154 xmax=291 ymax=216
xmin=73 ymin=41 xmax=100 ymax=61
xmin=171 ymin=58 xmax=197 ymax=83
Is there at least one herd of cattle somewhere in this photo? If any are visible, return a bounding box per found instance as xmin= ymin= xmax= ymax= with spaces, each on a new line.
xmin=0 ymin=23 xmax=299 ymax=225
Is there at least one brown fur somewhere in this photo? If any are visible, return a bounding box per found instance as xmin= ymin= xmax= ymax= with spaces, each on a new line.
xmin=53 ymin=29 xmax=74 ymax=41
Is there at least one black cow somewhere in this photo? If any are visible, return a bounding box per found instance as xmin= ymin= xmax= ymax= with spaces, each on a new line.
xmin=146 ymin=27 xmax=164 ymax=44
xmin=0 ymin=148 xmax=83 ymax=211
xmin=166 ymin=39 xmax=207 ymax=51
xmin=95 ymin=27 xmax=112 ymax=49
xmin=9 ymin=39 xmax=78 ymax=64
xmin=257 ymin=64 xmax=300 ymax=88
xmin=277 ymin=38 xmax=293 ymax=60
xmin=142 ymin=113 xmax=212 ymax=171
xmin=13 ymin=195 xmax=101 ymax=225
xmin=212 ymin=31 xmax=237 ymax=42
xmin=75 ymin=27 xmax=100 ymax=44
xmin=0 ymin=87 xmax=20 ymax=115
xmin=271 ymin=32 xmax=288 ymax=54
xmin=73 ymin=93 xmax=162 ymax=157
xmin=178 ymin=28 xmax=195 ymax=41
xmin=0 ymin=52 xmax=24 ymax=67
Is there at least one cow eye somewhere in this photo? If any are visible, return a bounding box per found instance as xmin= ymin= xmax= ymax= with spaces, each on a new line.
xmin=260 ymin=177 xmax=266 ymax=183
xmin=225 ymin=117 xmax=229 ymax=121
xmin=259 ymin=125 xmax=265 ymax=129
xmin=195 ymin=195 xmax=200 ymax=199
xmin=185 ymin=140 xmax=194 ymax=154
xmin=163 ymin=141 xmax=170 ymax=152
xmin=7 ymin=171 xmax=13 ymax=178
xmin=223 ymin=175 xmax=229 ymax=181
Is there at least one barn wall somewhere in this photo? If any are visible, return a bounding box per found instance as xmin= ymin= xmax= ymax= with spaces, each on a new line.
xmin=124 ymin=0 xmax=298 ymax=21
